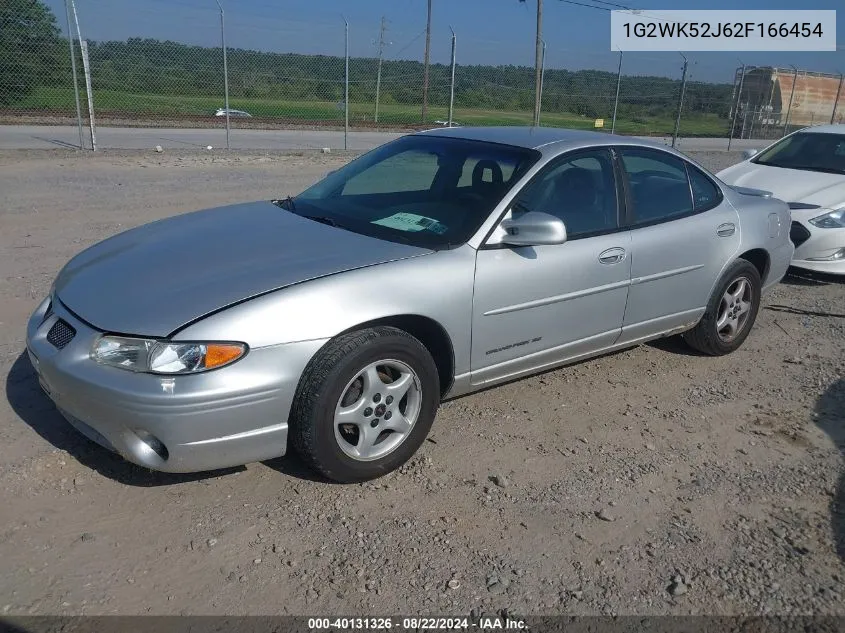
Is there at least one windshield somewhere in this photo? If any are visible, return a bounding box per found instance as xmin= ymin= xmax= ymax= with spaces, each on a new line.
xmin=289 ymin=135 xmax=540 ymax=248
xmin=752 ymin=132 xmax=845 ymax=175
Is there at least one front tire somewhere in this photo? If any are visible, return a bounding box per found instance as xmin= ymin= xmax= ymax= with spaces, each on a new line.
xmin=289 ymin=326 xmax=440 ymax=483
xmin=683 ymin=259 xmax=762 ymax=356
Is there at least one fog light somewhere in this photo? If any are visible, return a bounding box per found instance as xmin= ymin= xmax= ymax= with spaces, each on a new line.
xmin=135 ymin=429 xmax=169 ymax=461
xmin=807 ymin=248 xmax=845 ymax=261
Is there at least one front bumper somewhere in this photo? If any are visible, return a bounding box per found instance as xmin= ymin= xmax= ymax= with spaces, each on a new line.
xmin=25 ymin=296 xmax=326 ymax=473
xmin=790 ymin=219 xmax=845 ymax=275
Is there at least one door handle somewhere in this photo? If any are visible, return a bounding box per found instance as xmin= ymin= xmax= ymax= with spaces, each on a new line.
xmin=598 ymin=247 xmax=626 ymax=265
xmin=717 ymin=223 xmax=736 ymax=237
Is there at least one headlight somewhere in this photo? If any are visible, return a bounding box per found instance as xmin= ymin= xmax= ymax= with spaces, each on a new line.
xmin=91 ymin=336 xmax=246 ymax=374
xmin=808 ymin=208 xmax=845 ymax=229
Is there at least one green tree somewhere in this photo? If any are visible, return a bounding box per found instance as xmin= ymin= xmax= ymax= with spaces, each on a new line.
xmin=0 ymin=0 xmax=65 ymax=106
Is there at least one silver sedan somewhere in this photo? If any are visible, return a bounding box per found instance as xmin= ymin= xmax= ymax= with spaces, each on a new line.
xmin=26 ymin=127 xmax=794 ymax=482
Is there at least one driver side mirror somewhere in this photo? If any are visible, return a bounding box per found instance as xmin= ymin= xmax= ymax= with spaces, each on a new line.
xmin=500 ymin=211 xmax=567 ymax=247
xmin=742 ymin=149 xmax=759 ymax=160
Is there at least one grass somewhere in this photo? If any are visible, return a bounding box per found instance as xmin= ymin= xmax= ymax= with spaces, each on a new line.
xmin=9 ymin=86 xmax=729 ymax=137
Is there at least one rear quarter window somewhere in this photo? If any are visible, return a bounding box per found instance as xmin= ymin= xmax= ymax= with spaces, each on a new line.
xmin=686 ymin=164 xmax=722 ymax=211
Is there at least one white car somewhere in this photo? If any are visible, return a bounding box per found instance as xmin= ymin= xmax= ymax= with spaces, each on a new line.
xmin=215 ymin=108 xmax=252 ymax=118
xmin=718 ymin=124 xmax=845 ymax=275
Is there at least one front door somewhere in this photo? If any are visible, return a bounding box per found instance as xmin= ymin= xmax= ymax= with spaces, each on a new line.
xmin=471 ymin=148 xmax=632 ymax=387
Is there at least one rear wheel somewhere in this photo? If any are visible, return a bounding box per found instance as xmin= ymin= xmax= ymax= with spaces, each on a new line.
xmin=683 ymin=259 xmax=761 ymax=356
xmin=290 ymin=326 xmax=440 ymax=483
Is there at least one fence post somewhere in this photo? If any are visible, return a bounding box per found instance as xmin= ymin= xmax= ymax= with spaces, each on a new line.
xmin=532 ymin=0 xmax=543 ymax=127
xmin=611 ymin=50 xmax=622 ymax=134
xmin=782 ymin=65 xmax=798 ymax=137
xmin=79 ymin=40 xmax=97 ymax=151
xmin=63 ymin=0 xmax=84 ymax=149
xmin=448 ymin=27 xmax=456 ymax=127
xmin=728 ymin=63 xmax=745 ymax=151
xmin=831 ymin=74 xmax=844 ymax=124
xmin=537 ymin=39 xmax=546 ymax=126
xmin=344 ymin=17 xmax=349 ymax=151
xmin=374 ymin=16 xmax=387 ymax=124
xmin=69 ymin=0 xmax=95 ymax=150
xmin=762 ymin=72 xmax=776 ymax=138
xmin=215 ymin=0 xmax=230 ymax=150
xmin=671 ymin=53 xmax=688 ymax=149
xmin=421 ymin=0 xmax=432 ymax=123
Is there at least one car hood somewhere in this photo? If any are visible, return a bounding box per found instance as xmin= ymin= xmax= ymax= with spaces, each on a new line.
xmin=717 ymin=161 xmax=845 ymax=209
xmin=54 ymin=201 xmax=432 ymax=337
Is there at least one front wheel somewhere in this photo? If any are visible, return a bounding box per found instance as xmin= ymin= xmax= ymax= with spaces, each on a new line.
xmin=683 ymin=259 xmax=762 ymax=356
xmin=289 ymin=326 xmax=440 ymax=483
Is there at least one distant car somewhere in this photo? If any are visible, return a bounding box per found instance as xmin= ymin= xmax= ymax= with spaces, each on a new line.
xmin=215 ymin=108 xmax=252 ymax=118
xmin=718 ymin=124 xmax=845 ymax=275
xmin=26 ymin=127 xmax=793 ymax=482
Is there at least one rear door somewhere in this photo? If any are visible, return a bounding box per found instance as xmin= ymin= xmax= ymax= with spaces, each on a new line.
xmin=617 ymin=147 xmax=740 ymax=343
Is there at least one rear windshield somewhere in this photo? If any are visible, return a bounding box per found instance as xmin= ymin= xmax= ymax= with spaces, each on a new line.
xmin=288 ymin=135 xmax=540 ymax=249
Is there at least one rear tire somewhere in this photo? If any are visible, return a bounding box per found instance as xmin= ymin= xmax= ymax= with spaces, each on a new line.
xmin=683 ymin=259 xmax=761 ymax=356
xmin=289 ymin=326 xmax=440 ymax=483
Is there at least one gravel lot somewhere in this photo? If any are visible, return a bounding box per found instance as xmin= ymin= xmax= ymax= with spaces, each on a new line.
xmin=1 ymin=148 xmax=843 ymax=617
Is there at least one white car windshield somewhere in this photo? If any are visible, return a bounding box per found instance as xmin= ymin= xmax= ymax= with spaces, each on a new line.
xmin=753 ymin=132 xmax=845 ymax=175
xmin=285 ymin=135 xmax=540 ymax=249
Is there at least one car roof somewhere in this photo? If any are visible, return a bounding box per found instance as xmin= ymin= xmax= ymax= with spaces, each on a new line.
xmin=796 ymin=124 xmax=844 ymax=135
xmin=414 ymin=125 xmax=669 ymax=151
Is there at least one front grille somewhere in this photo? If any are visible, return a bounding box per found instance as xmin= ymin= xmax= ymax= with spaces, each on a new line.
xmin=789 ymin=221 xmax=812 ymax=248
xmin=47 ymin=319 xmax=76 ymax=350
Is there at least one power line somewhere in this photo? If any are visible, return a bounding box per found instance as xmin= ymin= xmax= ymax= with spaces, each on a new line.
xmin=389 ymin=27 xmax=427 ymax=60
xmin=557 ymin=0 xmax=612 ymax=12
xmin=587 ymin=0 xmax=640 ymax=11
xmin=557 ymin=0 xmax=673 ymax=23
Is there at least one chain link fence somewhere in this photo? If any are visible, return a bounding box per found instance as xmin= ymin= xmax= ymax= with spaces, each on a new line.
xmin=2 ymin=0 xmax=843 ymax=150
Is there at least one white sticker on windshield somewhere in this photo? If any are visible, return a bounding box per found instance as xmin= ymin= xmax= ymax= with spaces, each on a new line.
xmin=372 ymin=212 xmax=447 ymax=234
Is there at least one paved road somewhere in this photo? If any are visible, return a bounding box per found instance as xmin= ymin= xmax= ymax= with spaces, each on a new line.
xmin=0 ymin=125 xmax=404 ymax=151
xmin=0 ymin=124 xmax=767 ymax=152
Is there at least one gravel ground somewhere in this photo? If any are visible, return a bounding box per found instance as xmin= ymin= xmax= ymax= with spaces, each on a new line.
xmin=0 ymin=148 xmax=843 ymax=617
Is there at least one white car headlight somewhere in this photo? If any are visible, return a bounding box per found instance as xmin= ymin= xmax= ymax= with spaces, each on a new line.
xmin=91 ymin=336 xmax=246 ymax=374
xmin=808 ymin=208 xmax=845 ymax=229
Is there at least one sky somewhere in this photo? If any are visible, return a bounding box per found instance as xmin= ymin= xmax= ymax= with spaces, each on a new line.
xmin=45 ymin=0 xmax=845 ymax=83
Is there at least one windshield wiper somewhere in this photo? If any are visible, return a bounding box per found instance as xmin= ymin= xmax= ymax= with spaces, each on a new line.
xmin=756 ymin=162 xmax=845 ymax=174
xmin=272 ymin=196 xmax=297 ymax=211
xmin=300 ymin=214 xmax=343 ymax=228
xmin=790 ymin=165 xmax=845 ymax=174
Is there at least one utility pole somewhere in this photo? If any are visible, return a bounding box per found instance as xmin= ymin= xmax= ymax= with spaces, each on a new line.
xmin=671 ymin=53 xmax=688 ymax=148
xmin=532 ymin=0 xmax=543 ymax=126
xmin=374 ymin=16 xmax=388 ymax=123
xmin=421 ymin=0 xmax=432 ymax=123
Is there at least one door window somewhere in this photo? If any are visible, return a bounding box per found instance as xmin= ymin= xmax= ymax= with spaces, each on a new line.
xmin=512 ymin=149 xmax=619 ymax=238
xmin=620 ymin=148 xmax=694 ymax=225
